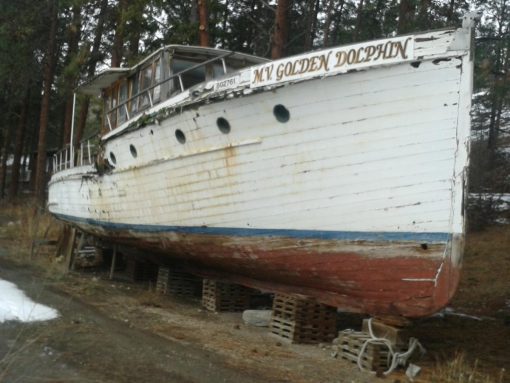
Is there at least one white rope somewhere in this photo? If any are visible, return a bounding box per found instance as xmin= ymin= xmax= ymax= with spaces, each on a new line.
xmin=351 ymin=318 xmax=426 ymax=375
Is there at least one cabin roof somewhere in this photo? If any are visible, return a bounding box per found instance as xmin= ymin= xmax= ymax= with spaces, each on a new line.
xmin=78 ymin=45 xmax=268 ymax=96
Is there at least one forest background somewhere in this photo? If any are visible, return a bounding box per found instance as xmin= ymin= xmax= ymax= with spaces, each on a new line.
xmin=0 ymin=0 xmax=508 ymax=229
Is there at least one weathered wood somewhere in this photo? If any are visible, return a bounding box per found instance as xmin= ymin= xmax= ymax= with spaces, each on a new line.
xmin=270 ymin=294 xmax=337 ymax=344
xmin=65 ymin=227 xmax=77 ymax=271
xmin=109 ymin=245 xmax=117 ymax=280
xmin=333 ymin=330 xmax=404 ymax=372
xmin=156 ymin=267 xmax=202 ymax=297
xmin=362 ymin=319 xmax=410 ymax=347
xmin=124 ymin=258 xmax=158 ymax=282
xmin=202 ymin=280 xmax=252 ymax=312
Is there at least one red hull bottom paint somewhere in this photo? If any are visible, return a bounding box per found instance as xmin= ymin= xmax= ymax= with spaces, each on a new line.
xmin=73 ymin=222 xmax=463 ymax=319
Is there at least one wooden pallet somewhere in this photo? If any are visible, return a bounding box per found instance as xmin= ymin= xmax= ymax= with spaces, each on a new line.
xmin=31 ymin=239 xmax=58 ymax=258
xmin=334 ymin=330 xmax=402 ymax=372
xmin=73 ymin=245 xmax=103 ymax=268
xmin=156 ymin=267 xmax=202 ymax=297
xmin=270 ymin=294 xmax=337 ymax=344
xmin=125 ymin=258 xmax=158 ymax=282
xmin=201 ymin=279 xmax=252 ymax=312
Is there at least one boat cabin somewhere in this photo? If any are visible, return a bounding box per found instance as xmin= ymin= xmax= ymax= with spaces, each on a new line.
xmin=78 ymin=45 xmax=268 ymax=135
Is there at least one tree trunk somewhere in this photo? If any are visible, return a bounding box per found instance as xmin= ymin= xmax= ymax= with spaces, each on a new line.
xmin=398 ymin=0 xmax=415 ymax=34
xmin=487 ymin=4 xmax=507 ymax=156
xmin=417 ymin=0 xmax=431 ymax=30
xmin=198 ymin=0 xmax=209 ymax=47
xmin=111 ymin=0 xmax=128 ymax=67
xmin=446 ymin=0 xmax=456 ymax=23
xmin=353 ymin=0 xmax=364 ymax=42
xmin=329 ymin=0 xmax=345 ymax=46
xmin=75 ymin=0 xmax=108 ymax=147
xmin=323 ymin=0 xmax=336 ymax=47
xmin=303 ymin=0 xmax=320 ymax=51
xmin=8 ymin=90 xmax=30 ymax=200
xmin=35 ymin=0 xmax=58 ymax=205
xmin=0 ymin=127 xmax=12 ymax=199
xmin=62 ymin=5 xmax=82 ymax=147
xmin=75 ymin=101 xmax=89 ymax=146
xmin=272 ymin=0 xmax=290 ymax=59
xmin=127 ymin=29 xmax=141 ymax=63
xmin=220 ymin=0 xmax=229 ymax=46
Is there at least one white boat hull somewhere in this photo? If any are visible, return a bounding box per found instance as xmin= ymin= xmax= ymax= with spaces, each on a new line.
xmin=48 ymin=25 xmax=474 ymax=318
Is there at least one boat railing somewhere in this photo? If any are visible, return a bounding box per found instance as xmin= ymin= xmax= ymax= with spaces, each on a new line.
xmin=53 ymin=137 xmax=97 ymax=174
xmin=105 ymin=51 xmax=234 ymax=131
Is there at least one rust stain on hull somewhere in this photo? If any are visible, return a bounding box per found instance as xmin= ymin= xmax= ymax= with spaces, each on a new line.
xmin=72 ymin=222 xmax=459 ymax=319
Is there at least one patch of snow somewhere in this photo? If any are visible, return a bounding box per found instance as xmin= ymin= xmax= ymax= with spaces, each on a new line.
xmin=469 ymin=193 xmax=510 ymax=211
xmin=0 ymin=278 xmax=59 ymax=323
xmin=472 ymin=90 xmax=488 ymax=99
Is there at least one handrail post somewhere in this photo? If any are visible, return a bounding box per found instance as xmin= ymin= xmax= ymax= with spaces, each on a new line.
xmin=70 ymin=92 xmax=76 ymax=167
xmin=221 ymin=58 xmax=227 ymax=74
xmin=124 ymin=104 xmax=130 ymax=120
xmin=87 ymin=141 xmax=91 ymax=165
xmin=80 ymin=142 xmax=84 ymax=166
xmin=148 ymin=90 xmax=153 ymax=107
xmin=107 ymin=114 xmax=112 ymax=131
xmin=178 ymin=75 xmax=184 ymax=92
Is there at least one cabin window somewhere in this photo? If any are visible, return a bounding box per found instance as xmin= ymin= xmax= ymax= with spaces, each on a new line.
xmin=130 ymin=74 xmax=139 ymax=115
xmin=153 ymin=58 xmax=161 ymax=102
xmin=139 ymin=65 xmax=153 ymax=110
xmin=172 ymin=59 xmax=205 ymax=90
xmin=118 ymin=81 xmax=128 ymax=124
xmin=109 ymin=85 xmax=118 ymax=129
xmin=104 ymin=93 xmax=112 ymax=130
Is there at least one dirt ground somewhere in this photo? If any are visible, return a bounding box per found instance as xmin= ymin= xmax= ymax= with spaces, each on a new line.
xmin=0 ymin=214 xmax=509 ymax=383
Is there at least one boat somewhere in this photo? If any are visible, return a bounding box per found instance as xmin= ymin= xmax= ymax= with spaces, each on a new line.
xmin=48 ymin=13 xmax=477 ymax=319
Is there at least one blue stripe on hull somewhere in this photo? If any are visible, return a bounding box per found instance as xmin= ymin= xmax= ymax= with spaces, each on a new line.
xmin=53 ymin=213 xmax=450 ymax=243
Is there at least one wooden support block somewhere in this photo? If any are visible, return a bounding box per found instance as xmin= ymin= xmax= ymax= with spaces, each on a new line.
xmin=334 ymin=330 xmax=399 ymax=372
xmin=156 ymin=267 xmax=202 ymax=297
xmin=125 ymin=257 xmax=158 ymax=282
xmin=202 ymin=279 xmax=252 ymax=312
xmin=362 ymin=319 xmax=409 ymax=347
xmin=270 ymin=294 xmax=337 ymax=344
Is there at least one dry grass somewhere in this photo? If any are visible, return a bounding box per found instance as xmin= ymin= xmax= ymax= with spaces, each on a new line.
xmin=0 ymin=200 xmax=64 ymax=273
xmin=453 ymin=225 xmax=510 ymax=314
xmin=411 ymin=225 xmax=510 ymax=383
xmin=0 ymin=201 xmax=61 ymax=241
xmin=429 ymin=353 xmax=506 ymax=383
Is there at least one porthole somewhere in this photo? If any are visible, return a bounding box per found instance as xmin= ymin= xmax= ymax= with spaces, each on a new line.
xmin=129 ymin=144 xmax=138 ymax=158
xmin=273 ymin=104 xmax=290 ymax=123
xmin=109 ymin=152 xmax=117 ymax=165
xmin=216 ymin=117 xmax=231 ymax=134
xmin=175 ymin=129 xmax=186 ymax=144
